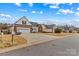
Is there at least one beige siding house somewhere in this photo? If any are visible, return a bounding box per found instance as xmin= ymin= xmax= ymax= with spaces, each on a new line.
xmin=41 ymin=24 xmax=53 ymax=33
xmin=11 ymin=16 xmax=32 ymax=34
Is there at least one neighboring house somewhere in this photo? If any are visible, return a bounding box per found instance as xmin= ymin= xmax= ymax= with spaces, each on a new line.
xmin=38 ymin=24 xmax=57 ymax=33
xmin=44 ymin=24 xmax=57 ymax=33
xmin=42 ymin=24 xmax=53 ymax=33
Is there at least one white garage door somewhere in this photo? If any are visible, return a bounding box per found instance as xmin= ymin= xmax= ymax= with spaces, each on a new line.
xmin=18 ymin=28 xmax=30 ymax=34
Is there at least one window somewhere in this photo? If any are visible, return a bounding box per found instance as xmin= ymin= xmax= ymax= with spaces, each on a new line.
xmin=22 ymin=20 xmax=26 ymax=24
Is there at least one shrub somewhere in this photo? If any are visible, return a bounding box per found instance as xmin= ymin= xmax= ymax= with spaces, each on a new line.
xmin=16 ymin=32 xmax=21 ymax=35
xmin=54 ymin=28 xmax=62 ymax=33
xmin=3 ymin=30 xmax=11 ymax=34
xmin=77 ymin=31 xmax=79 ymax=33
xmin=62 ymin=30 xmax=66 ymax=33
xmin=69 ymin=30 xmax=72 ymax=33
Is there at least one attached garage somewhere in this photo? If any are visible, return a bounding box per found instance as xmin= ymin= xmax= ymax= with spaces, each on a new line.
xmin=17 ymin=28 xmax=30 ymax=34
xmin=14 ymin=25 xmax=32 ymax=34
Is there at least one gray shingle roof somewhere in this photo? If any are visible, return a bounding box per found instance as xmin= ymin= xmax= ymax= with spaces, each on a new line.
xmin=29 ymin=21 xmax=38 ymax=27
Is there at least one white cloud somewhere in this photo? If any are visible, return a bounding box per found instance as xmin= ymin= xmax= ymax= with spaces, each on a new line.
xmin=0 ymin=14 xmax=12 ymax=18
xmin=0 ymin=13 xmax=17 ymax=23
xmin=43 ymin=3 xmax=49 ymax=6
xmin=50 ymin=3 xmax=60 ymax=8
xmin=75 ymin=12 xmax=79 ymax=16
xmin=49 ymin=5 xmax=56 ymax=8
xmin=32 ymin=11 xmax=36 ymax=13
xmin=43 ymin=3 xmax=59 ymax=9
xmin=74 ymin=19 xmax=79 ymax=22
xmin=39 ymin=11 xmax=43 ymax=14
xmin=69 ymin=3 xmax=73 ymax=5
xmin=77 ymin=7 xmax=79 ymax=10
xmin=56 ymin=12 xmax=60 ymax=14
xmin=59 ymin=9 xmax=74 ymax=15
xmin=28 ymin=3 xmax=33 ymax=7
xmin=17 ymin=9 xmax=27 ymax=12
xmin=49 ymin=5 xmax=59 ymax=9
xmin=31 ymin=11 xmax=43 ymax=14
xmin=15 ymin=3 xmax=21 ymax=6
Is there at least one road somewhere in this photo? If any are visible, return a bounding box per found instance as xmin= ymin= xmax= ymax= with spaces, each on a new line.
xmin=0 ymin=34 xmax=79 ymax=56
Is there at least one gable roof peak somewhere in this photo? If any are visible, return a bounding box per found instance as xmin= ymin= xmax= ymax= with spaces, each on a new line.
xmin=21 ymin=16 xmax=28 ymax=20
xmin=22 ymin=16 xmax=26 ymax=18
xmin=14 ymin=16 xmax=29 ymax=24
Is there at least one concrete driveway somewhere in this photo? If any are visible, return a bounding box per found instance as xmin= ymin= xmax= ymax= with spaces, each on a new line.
xmin=0 ymin=33 xmax=79 ymax=56
xmin=20 ymin=33 xmax=59 ymax=45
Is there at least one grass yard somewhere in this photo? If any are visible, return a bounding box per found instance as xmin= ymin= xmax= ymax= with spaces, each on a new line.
xmin=0 ymin=35 xmax=27 ymax=48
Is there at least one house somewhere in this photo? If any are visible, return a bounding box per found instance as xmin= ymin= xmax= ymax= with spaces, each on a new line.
xmin=37 ymin=24 xmax=57 ymax=33
xmin=11 ymin=16 xmax=32 ymax=34
xmin=44 ymin=24 xmax=57 ymax=33
xmin=41 ymin=24 xmax=53 ymax=33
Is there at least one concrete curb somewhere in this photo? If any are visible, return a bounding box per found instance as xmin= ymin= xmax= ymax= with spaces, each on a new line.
xmin=57 ymin=34 xmax=75 ymax=39
xmin=0 ymin=44 xmax=27 ymax=53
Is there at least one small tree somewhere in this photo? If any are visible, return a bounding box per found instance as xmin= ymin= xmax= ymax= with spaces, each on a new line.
xmin=55 ymin=28 xmax=62 ymax=33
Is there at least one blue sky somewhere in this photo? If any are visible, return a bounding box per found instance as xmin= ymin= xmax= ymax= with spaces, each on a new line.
xmin=0 ymin=3 xmax=79 ymax=26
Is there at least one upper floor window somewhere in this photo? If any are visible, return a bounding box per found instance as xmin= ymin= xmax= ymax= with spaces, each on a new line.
xmin=22 ymin=20 xmax=26 ymax=24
